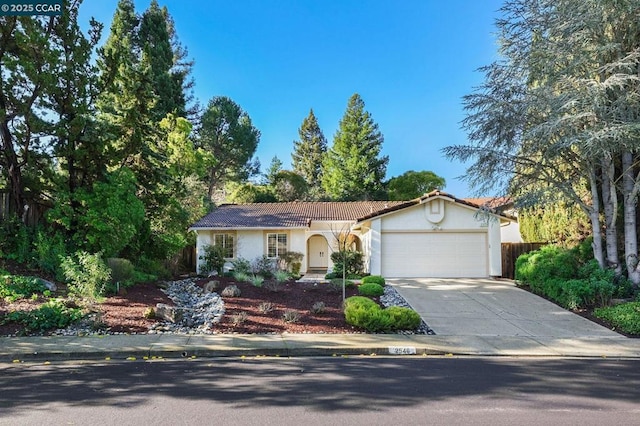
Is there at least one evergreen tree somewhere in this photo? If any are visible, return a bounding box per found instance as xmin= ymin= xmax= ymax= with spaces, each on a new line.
xmin=197 ymin=96 xmax=260 ymax=200
xmin=292 ymin=109 xmax=326 ymax=197
xmin=264 ymin=155 xmax=283 ymax=186
xmin=322 ymin=94 xmax=388 ymax=200
xmin=139 ymin=0 xmax=187 ymax=120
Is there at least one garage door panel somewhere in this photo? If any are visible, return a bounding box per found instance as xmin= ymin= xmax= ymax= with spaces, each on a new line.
xmin=381 ymin=232 xmax=487 ymax=278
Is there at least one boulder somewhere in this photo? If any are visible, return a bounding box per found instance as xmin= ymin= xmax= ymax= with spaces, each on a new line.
xmin=204 ymin=280 xmax=220 ymax=293
xmin=155 ymin=303 xmax=183 ymax=323
xmin=221 ymin=285 xmax=241 ymax=297
xmin=35 ymin=278 xmax=57 ymax=292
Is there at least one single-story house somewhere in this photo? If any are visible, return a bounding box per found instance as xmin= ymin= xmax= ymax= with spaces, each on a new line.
xmin=189 ymin=190 xmax=517 ymax=278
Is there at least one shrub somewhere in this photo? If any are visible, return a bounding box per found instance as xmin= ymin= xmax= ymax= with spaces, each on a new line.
xmin=358 ymin=283 xmax=385 ymax=297
xmin=515 ymin=245 xmax=578 ymax=291
xmin=252 ymin=255 xmax=276 ymax=278
xmin=250 ymin=275 xmax=264 ymax=287
xmin=594 ymin=302 xmax=640 ymax=335
xmin=282 ymin=309 xmax=301 ymax=323
xmin=278 ymin=251 xmax=304 ymax=275
xmin=0 ymin=275 xmax=49 ymax=302
xmin=264 ymin=280 xmax=283 ymax=292
xmin=60 ymin=251 xmax=111 ymax=301
xmin=330 ymin=278 xmax=355 ymax=290
xmin=362 ymin=275 xmax=385 ymax=286
xmin=231 ymin=258 xmax=252 ymax=275
xmin=231 ymin=311 xmax=248 ymax=326
xmin=330 ymin=250 xmax=364 ymax=276
xmin=143 ymin=307 xmax=156 ymax=319
xmin=200 ymin=244 xmax=226 ymax=276
xmin=233 ymin=271 xmax=251 ymax=283
xmin=274 ymin=270 xmax=289 ymax=283
xmin=33 ymin=229 xmax=67 ymax=278
xmin=343 ymin=296 xmax=421 ymax=332
xmin=385 ymin=306 xmax=422 ymax=330
xmin=311 ymin=301 xmax=326 ymax=314
xmin=106 ymin=258 xmax=136 ymax=288
xmin=343 ymin=296 xmax=379 ymax=311
xmin=258 ymin=302 xmax=275 ymax=313
xmin=1 ymin=299 xmax=84 ymax=334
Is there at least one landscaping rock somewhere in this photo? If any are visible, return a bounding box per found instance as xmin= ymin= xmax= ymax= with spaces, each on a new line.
xmin=155 ymin=303 xmax=183 ymax=323
xmin=36 ymin=278 xmax=57 ymax=292
xmin=221 ymin=285 xmax=241 ymax=297
xmin=204 ymin=280 xmax=220 ymax=293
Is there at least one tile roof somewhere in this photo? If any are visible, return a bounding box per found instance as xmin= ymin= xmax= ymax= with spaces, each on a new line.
xmin=190 ymin=201 xmax=407 ymax=229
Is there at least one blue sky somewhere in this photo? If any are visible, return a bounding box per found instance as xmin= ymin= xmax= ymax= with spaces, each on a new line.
xmin=79 ymin=0 xmax=504 ymax=198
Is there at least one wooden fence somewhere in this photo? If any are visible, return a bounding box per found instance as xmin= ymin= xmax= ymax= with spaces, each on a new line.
xmin=0 ymin=192 xmax=51 ymax=227
xmin=501 ymin=242 xmax=546 ymax=279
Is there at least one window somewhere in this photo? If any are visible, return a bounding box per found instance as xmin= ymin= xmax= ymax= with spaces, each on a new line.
xmin=214 ymin=233 xmax=235 ymax=258
xmin=267 ymin=233 xmax=287 ymax=258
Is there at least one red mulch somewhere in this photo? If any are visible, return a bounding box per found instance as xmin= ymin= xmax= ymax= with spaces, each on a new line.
xmin=0 ymin=273 xmax=364 ymax=335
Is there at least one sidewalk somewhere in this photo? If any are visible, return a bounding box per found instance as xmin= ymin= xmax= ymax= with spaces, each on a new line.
xmin=2 ymin=332 xmax=640 ymax=362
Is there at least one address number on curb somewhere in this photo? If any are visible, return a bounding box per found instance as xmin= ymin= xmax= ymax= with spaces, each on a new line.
xmin=388 ymin=346 xmax=417 ymax=355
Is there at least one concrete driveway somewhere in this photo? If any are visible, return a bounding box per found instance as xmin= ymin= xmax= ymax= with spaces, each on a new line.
xmin=388 ymin=278 xmax=621 ymax=338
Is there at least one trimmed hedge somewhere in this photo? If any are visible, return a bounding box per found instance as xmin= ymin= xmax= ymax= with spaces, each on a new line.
xmin=358 ymin=283 xmax=384 ymax=297
xmin=343 ymin=296 xmax=421 ymax=332
xmin=361 ymin=275 xmax=385 ymax=286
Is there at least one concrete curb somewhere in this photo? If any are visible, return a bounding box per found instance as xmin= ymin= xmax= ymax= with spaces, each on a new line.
xmin=2 ymin=334 xmax=640 ymax=362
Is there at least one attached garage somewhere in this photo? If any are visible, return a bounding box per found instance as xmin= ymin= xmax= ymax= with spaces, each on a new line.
xmin=380 ymin=231 xmax=488 ymax=278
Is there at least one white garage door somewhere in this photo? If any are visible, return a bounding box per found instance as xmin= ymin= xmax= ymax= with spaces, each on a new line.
xmin=381 ymin=232 xmax=488 ymax=278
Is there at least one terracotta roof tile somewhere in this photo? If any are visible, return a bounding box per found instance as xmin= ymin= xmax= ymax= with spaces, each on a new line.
xmin=190 ymin=201 xmax=406 ymax=229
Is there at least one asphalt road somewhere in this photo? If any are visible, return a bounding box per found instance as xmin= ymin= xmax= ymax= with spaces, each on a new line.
xmin=2 ymin=356 xmax=639 ymax=425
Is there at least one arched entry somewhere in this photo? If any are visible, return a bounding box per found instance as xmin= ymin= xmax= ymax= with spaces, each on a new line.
xmin=307 ymin=235 xmax=329 ymax=272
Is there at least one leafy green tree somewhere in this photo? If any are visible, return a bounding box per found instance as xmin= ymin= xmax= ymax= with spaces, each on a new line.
xmin=48 ymin=168 xmax=145 ymax=258
xmin=197 ymin=96 xmax=261 ymax=199
xmin=272 ymin=171 xmax=308 ymax=202
xmin=322 ymin=94 xmax=388 ymax=200
xmin=292 ymin=109 xmax=327 ymax=198
xmin=227 ymin=183 xmax=277 ymax=203
xmin=387 ymin=170 xmax=445 ymax=200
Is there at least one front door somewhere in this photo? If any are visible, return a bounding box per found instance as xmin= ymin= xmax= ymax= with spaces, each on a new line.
xmin=308 ymin=235 xmax=328 ymax=270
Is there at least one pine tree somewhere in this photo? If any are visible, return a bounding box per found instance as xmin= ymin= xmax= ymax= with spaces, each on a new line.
xmin=322 ymin=94 xmax=388 ymax=201
xmin=292 ymin=109 xmax=327 ymax=197
xmin=139 ymin=0 xmax=187 ymax=120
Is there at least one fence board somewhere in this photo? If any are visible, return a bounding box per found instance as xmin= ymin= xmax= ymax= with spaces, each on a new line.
xmin=501 ymin=242 xmax=546 ymax=279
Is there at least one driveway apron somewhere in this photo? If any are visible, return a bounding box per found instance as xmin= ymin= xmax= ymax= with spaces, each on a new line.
xmin=387 ymin=278 xmax=622 ymax=338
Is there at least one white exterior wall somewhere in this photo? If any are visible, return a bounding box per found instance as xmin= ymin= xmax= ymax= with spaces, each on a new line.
xmin=195 ymin=231 xmax=213 ymax=273
xmin=488 ymin=218 xmax=503 ymax=277
xmin=500 ymin=221 xmax=523 ymax=243
xmin=367 ymin=219 xmax=382 ymax=276
xmin=236 ymin=230 xmax=264 ymax=261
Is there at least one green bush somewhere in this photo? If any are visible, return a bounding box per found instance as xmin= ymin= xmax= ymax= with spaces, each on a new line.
xmin=250 ymin=275 xmax=264 ymax=287
xmin=514 ymin=244 xmax=616 ymax=309
xmin=330 ymin=250 xmax=364 ymax=276
xmin=278 ymin=251 xmax=304 ymax=275
xmin=343 ymin=296 xmax=379 ymax=310
xmin=1 ymin=299 xmax=84 ymax=334
xmin=231 ymin=258 xmax=252 ymax=275
xmin=252 ymin=255 xmax=275 ymax=278
xmin=200 ymin=244 xmax=226 ymax=276
xmin=33 ymin=229 xmax=67 ymax=278
xmin=358 ymin=283 xmax=385 ymax=297
xmin=362 ymin=275 xmax=385 ymax=286
xmin=0 ymin=275 xmax=49 ymax=302
xmin=233 ymin=271 xmax=251 ymax=283
xmin=107 ymin=258 xmax=135 ymax=284
xmin=343 ymin=296 xmax=421 ymax=332
xmin=274 ymin=270 xmax=289 ymax=282
xmin=385 ymin=306 xmax=422 ymax=330
xmin=60 ymin=251 xmax=112 ymax=301
xmin=594 ymin=302 xmax=640 ymax=335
